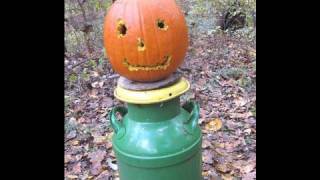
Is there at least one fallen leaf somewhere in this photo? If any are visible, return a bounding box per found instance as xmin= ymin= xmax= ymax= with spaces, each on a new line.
xmin=106 ymin=141 xmax=113 ymax=149
xmin=216 ymin=163 xmax=230 ymax=173
xmin=88 ymin=150 xmax=106 ymax=175
xmin=91 ymin=71 xmax=99 ymax=77
xmin=72 ymin=140 xmax=80 ymax=146
xmin=66 ymin=130 xmax=77 ymax=140
xmin=66 ymin=175 xmax=78 ymax=179
xmin=202 ymin=139 xmax=212 ymax=149
xmin=205 ymin=118 xmax=223 ymax=132
xmin=244 ymin=128 xmax=252 ymax=135
xmin=229 ymin=112 xmax=252 ymax=119
xmin=242 ymin=171 xmax=256 ymax=180
xmin=81 ymin=173 xmax=94 ymax=180
xmin=72 ymin=162 xmax=82 ymax=174
xmin=107 ymin=158 xmax=118 ymax=170
xmin=99 ymin=110 xmax=109 ymax=119
xmin=75 ymin=154 xmax=83 ymax=161
xmin=98 ymin=81 xmax=104 ymax=88
xmin=101 ymin=97 xmax=113 ymax=108
xmin=234 ymin=96 xmax=247 ymax=107
xmin=89 ymin=89 xmax=98 ymax=99
xmin=88 ymin=150 xmax=106 ymax=163
xmin=224 ymin=120 xmax=240 ymax=130
xmin=90 ymin=163 xmax=103 ymax=176
xmin=77 ymin=117 xmax=86 ymax=123
xmin=208 ymin=170 xmax=222 ymax=180
xmin=224 ymin=141 xmax=241 ymax=152
xmin=248 ymin=48 xmax=256 ymax=58
xmin=202 ymin=150 xmax=213 ymax=164
xmin=199 ymin=108 xmax=207 ymax=117
xmin=110 ymin=150 xmax=115 ymax=158
xmin=64 ymin=154 xmax=73 ymax=164
xmin=221 ymin=173 xmax=234 ymax=180
xmin=241 ymin=163 xmax=255 ymax=174
xmin=96 ymin=170 xmax=111 ymax=180
xmin=91 ymin=81 xmax=104 ymax=88
xmin=91 ymin=81 xmax=99 ymax=88
xmin=93 ymin=135 xmax=107 ymax=145
xmin=202 ymin=171 xmax=209 ymax=177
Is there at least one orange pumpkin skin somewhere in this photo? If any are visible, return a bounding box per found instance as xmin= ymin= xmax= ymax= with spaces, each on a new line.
xmin=103 ymin=0 xmax=188 ymax=82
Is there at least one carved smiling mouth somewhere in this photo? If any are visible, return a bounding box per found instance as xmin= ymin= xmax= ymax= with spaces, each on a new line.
xmin=123 ymin=55 xmax=172 ymax=71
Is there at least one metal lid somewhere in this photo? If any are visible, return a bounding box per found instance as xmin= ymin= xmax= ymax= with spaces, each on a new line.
xmin=114 ymin=77 xmax=190 ymax=104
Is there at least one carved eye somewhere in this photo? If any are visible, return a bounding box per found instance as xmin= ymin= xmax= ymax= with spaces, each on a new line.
xmin=156 ymin=19 xmax=168 ymax=30
xmin=116 ymin=19 xmax=127 ymax=38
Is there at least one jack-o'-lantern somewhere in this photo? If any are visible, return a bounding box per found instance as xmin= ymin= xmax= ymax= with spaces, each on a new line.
xmin=103 ymin=0 xmax=188 ymax=82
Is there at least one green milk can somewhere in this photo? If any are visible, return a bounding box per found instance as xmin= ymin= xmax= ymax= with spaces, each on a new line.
xmin=109 ymin=77 xmax=202 ymax=180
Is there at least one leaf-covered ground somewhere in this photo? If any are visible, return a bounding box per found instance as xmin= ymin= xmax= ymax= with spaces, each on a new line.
xmin=65 ymin=0 xmax=256 ymax=179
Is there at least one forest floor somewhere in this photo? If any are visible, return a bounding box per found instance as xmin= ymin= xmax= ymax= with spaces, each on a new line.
xmin=65 ymin=1 xmax=256 ymax=180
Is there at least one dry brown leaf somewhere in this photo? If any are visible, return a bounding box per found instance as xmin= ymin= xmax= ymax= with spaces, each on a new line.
xmin=96 ymin=170 xmax=111 ymax=180
xmin=88 ymin=150 xmax=106 ymax=164
xmin=244 ymin=128 xmax=252 ymax=135
xmin=90 ymin=163 xmax=103 ymax=176
xmin=221 ymin=174 xmax=234 ymax=180
xmin=91 ymin=71 xmax=99 ymax=77
xmin=202 ymin=139 xmax=212 ymax=149
xmin=89 ymin=89 xmax=98 ymax=98
xmin=65 ymin=154 xmax=73 ymax=164
xmin=106 ymin=141 xmax=113 ymax=149
xmin=248 ymin=48 xmax=256 ymax=58
xmin=88 ymin=149 xmax=106 ymax=175
xmin=229 ymin=112 xmax=253 ymax=119
xmin=101 ymin=97 xmax=113 ymax=108
xmin=72 ymin=140 xmax=80 ymax=146
xmin=75 ymin=154 xmax=83 ymax=161
xmin=216 ymin=163 xmax=230 ymax=173
xmin=98 ymin=81 xmax=104 ymax=88
xmin=91 ymin=81 xmax=99 ymax=88
xmin=110 ymin=150 xmax=116 ymax=158
xmin=81 ymin=173 xmax=94 ymax=180
xmin=77 ymin=117 xmax=86 ymax=123
xmin=66 ymin=175 xmax=78 ymax=179
xmin=241 ymin=163 xmax=255 ymax=174
xmin=242 ymin=171 xmax=256 ymax=180
xmin=93 ymin=135 xmax=107 ymax=145
xmin=205 ymin=118 xmax=223 ymax=132
xmin=66 ymin=130 xmax=77 ymax=140
xmin=202 ymin=171 xmax=209 ymax=177
xmin=234 ymin=96 xmax=247 ymax=107
xmin=91 ymin=81 xmax=104 ymax=88
xmin=72 ymin=162 xmax=82 ymax=174
xmin=202 ymin=150 xmax=213 ymax=164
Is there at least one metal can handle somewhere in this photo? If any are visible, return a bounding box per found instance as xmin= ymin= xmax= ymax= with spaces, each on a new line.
xmin=109 ymin=106 xmax=127 ymax=134
xmin=182 ymin=101 xmax=200 ymax=133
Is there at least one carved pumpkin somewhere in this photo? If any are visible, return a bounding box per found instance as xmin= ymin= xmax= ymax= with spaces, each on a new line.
xmin=103 ymin=0 xmax=188 ymax=82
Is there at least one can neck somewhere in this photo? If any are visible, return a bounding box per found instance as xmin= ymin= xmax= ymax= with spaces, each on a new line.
xmin=126 ymin=97 xmax=180 ymax=122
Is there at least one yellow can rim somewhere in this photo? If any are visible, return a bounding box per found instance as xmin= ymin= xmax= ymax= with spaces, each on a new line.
xmin=114 ymin=77 xmax=190 ymax=104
